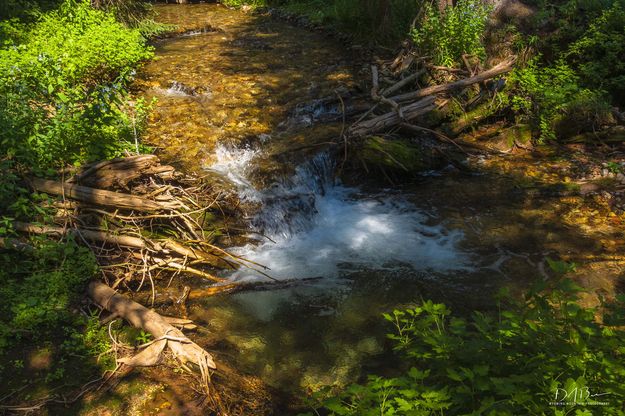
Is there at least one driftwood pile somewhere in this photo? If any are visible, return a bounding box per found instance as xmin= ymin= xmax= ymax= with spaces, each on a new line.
xmin=343 ymin=53 xmax=517 ymax=142
xmin=20 ymin=154 xmax=264 ymax=295
xmin=9 ymin=154 xmax=263 ymax=393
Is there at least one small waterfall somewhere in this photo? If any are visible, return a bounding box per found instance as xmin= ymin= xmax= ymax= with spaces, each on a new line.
xmin=208 ymin=144 xmax=469 ymax=282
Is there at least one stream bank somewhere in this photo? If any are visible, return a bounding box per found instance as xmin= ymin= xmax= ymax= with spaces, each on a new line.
xmin=70 ymin=4 xmax=625 ymax=415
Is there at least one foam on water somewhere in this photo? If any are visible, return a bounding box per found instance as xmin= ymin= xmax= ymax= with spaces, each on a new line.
xmin=208 ymin=144 xmax=469 ymax=282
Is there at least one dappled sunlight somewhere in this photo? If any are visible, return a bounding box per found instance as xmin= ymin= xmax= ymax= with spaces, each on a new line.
xmin=136 ymin=3 xmax=358 ymax=172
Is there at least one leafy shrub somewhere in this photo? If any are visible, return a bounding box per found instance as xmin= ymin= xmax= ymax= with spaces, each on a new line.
xmin=0 ymin=0 xmax=62 ymax=20
xmin=332 ymin=0 xmax=421 ymax=44
xmin=305 ymin=272 xmax=625 ymax=415
xmin=0 ymin=0 xmax=153 ymax=171
xmin=226 ymin=0 xmax=421 ymax=45
xmin=411 ymin=0 xmax=490 ymax=67
xmin=567 ymin=2 xmax=625 ymax=105
xmin=505 ymin=60 xmax=611 ymax=142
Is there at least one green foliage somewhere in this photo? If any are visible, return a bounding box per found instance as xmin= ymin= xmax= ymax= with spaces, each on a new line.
xmin=0 ymin=0 xmax=62 ymax=20
xmin=0 ymin=0 xmax=152 ymax=397
xmin=0 ymin=238 xmax=97 ymax=349
xmin=504 ymin=60 xmax=611 ymax=142
xmin=411 ymin=0 xmax=490 ymax=67
xmin=567 ymin=2 xmax=625 ymax=105
xmin=331 ymin=0 xmax=421 ymax=44
xmin=91 ymin=0 xmax=153 ymax=27
xmin=0 ymin=0 xmax=153 ymax=171
xmin=306 ymin=268 xmax=625 ymax=414
xmin=224 ymin=0 xmax=421 ymax=45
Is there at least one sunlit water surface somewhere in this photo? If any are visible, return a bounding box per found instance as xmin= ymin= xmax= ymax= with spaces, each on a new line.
xmin=137 ymin=4 xmax=611 ymax=402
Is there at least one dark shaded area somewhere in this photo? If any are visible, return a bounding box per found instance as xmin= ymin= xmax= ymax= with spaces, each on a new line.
xmin=0 ymin=0 xmax=61 ymax=20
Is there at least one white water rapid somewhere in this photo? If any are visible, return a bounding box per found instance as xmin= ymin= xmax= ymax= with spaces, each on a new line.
xmin=208 ymin=144 xmax=470 ymax=282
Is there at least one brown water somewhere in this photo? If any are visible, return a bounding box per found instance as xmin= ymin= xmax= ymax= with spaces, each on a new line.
xmin=137 ymin=4 xmax=357 ymax=175
xmin=134 ymin=4 xmax=625 ymax=413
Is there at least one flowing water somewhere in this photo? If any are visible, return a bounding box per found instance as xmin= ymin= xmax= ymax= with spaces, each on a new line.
xmin=137 ymin=4 xmax=625 ymax=410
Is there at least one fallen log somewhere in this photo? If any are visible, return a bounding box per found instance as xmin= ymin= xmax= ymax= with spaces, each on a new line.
xmin=88 ymin=281 xmax=215 ymax=379
xmin=29 ymin=178 xmax=176 ymax=212
xmin=74 ymin=155 xmax=158 ymax=181
xmin=348 ymin=96 xmax=437 ymax=137
xmin=71 ymin=155 xmax=175 ymax=189
xmin=388 ymin=57 xmax=516 ymax=103
xmin=380 ymin=68 xmax=427 ymax=97
xmin=12 ymin=222 xmax=223 ymax=265
xmin=13 ymin=221 xmax=147 ymax=249
xmin=0 ymin=237 xmax=33 ymax=252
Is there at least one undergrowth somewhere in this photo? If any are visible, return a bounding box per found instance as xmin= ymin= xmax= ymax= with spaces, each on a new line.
xmin=0 ymin=0 xmax=158 ymax=404
xmin=304 ymin=262 xmax=625 ymax=415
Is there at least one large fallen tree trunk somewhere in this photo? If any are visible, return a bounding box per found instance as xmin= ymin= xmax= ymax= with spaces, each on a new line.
xmin=348 ymin=96 xmax=437 ymax=137
xmin=29 ymin=178 xmax=176 ymax=212
xmin=387 ymin=57 xmax=516 ymax=103
xmin=88 ymin=281 xmax=216 ymax=379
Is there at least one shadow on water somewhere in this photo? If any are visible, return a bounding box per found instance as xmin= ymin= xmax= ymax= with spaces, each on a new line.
xmin=59 ymin=4 xmax=625 ymax=415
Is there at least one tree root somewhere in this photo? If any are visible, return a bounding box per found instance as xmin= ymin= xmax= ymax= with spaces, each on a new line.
xmin=88 ymin=281 xmax=215 ymax=391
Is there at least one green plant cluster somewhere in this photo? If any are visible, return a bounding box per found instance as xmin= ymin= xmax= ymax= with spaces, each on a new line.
xmin=0 ymin=0 xmax=157 ymax=399
xmin=504 ymin=60 xmax=612 ymax=142
xmin=502 ymin=0 xmax=625 ymax=141
xmin=305 ymin=264 xmax=625 ymax=415
xmin=0 ymin=237 xmax=114 ymax=388
xmin=0 ymin=0 xmax=153 ymax=172
xmin=411 ymin=0 xmax=490 ymax=67
xmin=0 ymin=239 xmax=97 ymax=350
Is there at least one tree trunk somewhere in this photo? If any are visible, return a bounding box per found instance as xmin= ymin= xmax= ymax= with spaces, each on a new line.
xmin=388 ymin=57 xmax=516 ymax=104
xmin=28 ymin=178 xmax=176 ymax=212
xmin=88 ymin=281 xmax=216 ymax=372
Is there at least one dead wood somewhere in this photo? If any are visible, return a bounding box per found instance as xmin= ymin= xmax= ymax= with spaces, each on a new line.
xmin=0 ymin=237 xmax=33 ymax=252
xmin=388 ymin=57 xmax=516 ymax=103
xmin=348 ymin=96 xmax=437 ymax=137
xmin=29 ymin=178 xmax=176 ymax=212
xmin=12 ymin=221 xmax=225 ymax=267
xmin=380 ymin=68 xmax=426 ymax=97
xmin=75 ymin=154 xmax=175 ymax=189
xmin=88 ymin=281 xmax=216 ymax=377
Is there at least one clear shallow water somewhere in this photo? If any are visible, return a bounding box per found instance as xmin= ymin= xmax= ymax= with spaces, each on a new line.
xmin=139 ymin=4 xmax=622 ymax=408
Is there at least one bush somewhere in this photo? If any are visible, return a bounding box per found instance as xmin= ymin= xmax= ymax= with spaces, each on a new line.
xmin=567 ymin=2 xmax=625 ymax=106
xmin=411 ymin=0 xmax=490 ymax=67
xmin=305 ymin=268 xmax=625 ymax=415
xmin=0 ymin=0 xmax=153 ymax=171
xmin=225 ymin=0 xmax=421 ymax=45
xmin=505 ymin=60 xmax=611 ymax=142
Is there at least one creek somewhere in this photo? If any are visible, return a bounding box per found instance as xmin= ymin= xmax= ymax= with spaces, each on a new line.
xmin=136 ymin=3 xmax=616 ymax=408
